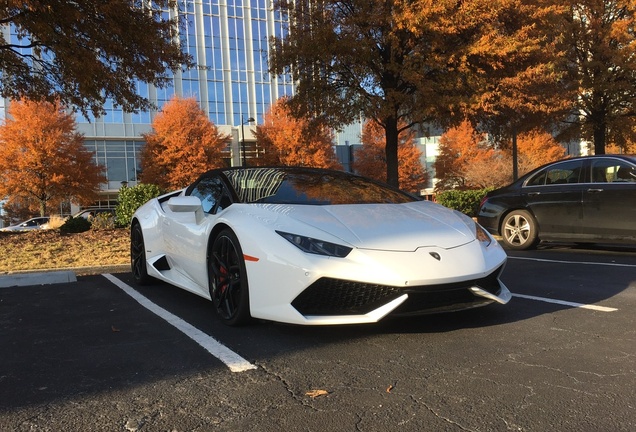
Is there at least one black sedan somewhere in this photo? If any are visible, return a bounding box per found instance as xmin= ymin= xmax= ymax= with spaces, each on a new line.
xmin=478 ymin=155 xmax=636 ymax=250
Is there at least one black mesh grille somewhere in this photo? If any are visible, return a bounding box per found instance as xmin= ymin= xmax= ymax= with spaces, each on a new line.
xmin=291 ymin=265 xmax=505 ymax=317
xmin=291 ymin=278 xmax=402 ymax=315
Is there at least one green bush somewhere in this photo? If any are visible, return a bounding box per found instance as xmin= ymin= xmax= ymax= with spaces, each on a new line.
xmin=435 ymin=188 xmax=493 ymax=217
xmin=115 ymin=183 xmax=163 ymax=227
xmin=60 ymin=216 xmax=92 ymax=233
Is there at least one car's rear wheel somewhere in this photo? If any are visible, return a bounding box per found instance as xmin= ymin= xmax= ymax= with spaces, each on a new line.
xmin=501 ymin=210 xmax=539 ymax=250
xmin=209 ymin=229 xmax=251 ymax=326
xmin=131 ymin=222 xmax=152 ymax=285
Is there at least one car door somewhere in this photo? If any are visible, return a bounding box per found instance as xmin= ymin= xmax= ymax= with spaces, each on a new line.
xmin=581 ymin=157 xmax=636 ymax=241
xmin=161 ymin=175 xmax=227 ymax=293
xmin=522 ymin=159 xmax=586 ymax=239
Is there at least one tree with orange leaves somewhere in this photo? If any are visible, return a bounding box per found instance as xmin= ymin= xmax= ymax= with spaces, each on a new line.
xmin=0 ymin=99 xmax=106 ymax=216
xmin=436 ymin=120 xmax=568 ymax=190
xmin=559 ymin=0 xmax=636 ymax=155
xmin=462 ymin=130 xmax=568 ymax=190
xmin=517 ymin=130 xmax=567 ymax=175
xmin=354 ymin=120 xmax=426 ymax=193
xmin=270 ymin=0 xmax=568 ymax=188
xmin=254 ymin=99 xmax=342 ymax=169
xmin=140 ymin=96 xmax=230 ymax=190
xmin=434 ymin=119 xmax=490 ymax=190
xmin=462 ymin=149 xmax=512 ymax=190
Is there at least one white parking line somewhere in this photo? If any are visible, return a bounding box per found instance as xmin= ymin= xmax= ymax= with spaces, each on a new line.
xmin=509 ymin=256 xmax=636 ymax=268
xmin=512 ymin=293 xmax=617 ymax=312
xmin=508 ymin=256 xmax=623 ymax=312
xmin=102 ymin=274 xmax=257 ymax=373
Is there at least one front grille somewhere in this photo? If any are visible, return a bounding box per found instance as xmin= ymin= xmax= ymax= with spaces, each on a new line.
xmin=291 ymin=265 xmax=505 ymax=317
xmin=291 ymin=278 xmax=402 ymax=315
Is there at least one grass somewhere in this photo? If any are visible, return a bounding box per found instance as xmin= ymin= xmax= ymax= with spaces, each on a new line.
xmin=0 ymin=228 xmax=129 ymax=274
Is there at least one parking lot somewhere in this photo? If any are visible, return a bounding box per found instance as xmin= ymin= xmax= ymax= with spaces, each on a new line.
xmin=1 ymin=244 xmax=635 ymax=431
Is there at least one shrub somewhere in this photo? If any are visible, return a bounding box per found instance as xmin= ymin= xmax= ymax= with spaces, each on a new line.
xmin=91 ymin=212 xmax=115 ymax=230
xmin=116 ymin=183 xmax=163 ymax=227
xmin=47 ymin=215 xmax=67 ymax=229
xmin=436 ymin=188 xmax=493 ymax=217
xmin=60 ymin=215 xmax=92 ymax=233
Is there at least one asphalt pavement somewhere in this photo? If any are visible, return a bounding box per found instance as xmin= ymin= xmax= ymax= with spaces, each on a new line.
xmin=1 ymin=245 xmax=634 ymax=431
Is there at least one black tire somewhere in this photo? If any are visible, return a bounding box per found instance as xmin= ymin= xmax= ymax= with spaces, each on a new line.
xmin=500 ymin=209 xmax=540 ymax=250
xmin=130 ymin=222 xmax=152 ymax=285
xmin=208 ymin=229 xmax=251 ymax=326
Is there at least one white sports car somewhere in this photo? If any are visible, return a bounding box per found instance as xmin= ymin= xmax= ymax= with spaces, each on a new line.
xmin=131 ymin=167 xmax=510 ymax=326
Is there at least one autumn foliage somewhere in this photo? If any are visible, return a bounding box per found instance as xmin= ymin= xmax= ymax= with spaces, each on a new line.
xmin=434 ymin=120 xmax=490 ymax=190
xmin=0 ymin=99 xmax=106 ymax=216
xmin=254 ymin=99 xmax=342 ymax=169
xmin=516 ymin=129 xmax=568 ymax=175
xmin=139 ymin=96 xmax=230 ymax=190
xmin=270 ymin=0 xmax=575 ymax=187
xmin=354 ymin=120 xmax=426 ymax=193
xmin=561 ymin=0 xmax=636 ymax=154
xmin=1 ymin=0 xmax=192 ymax=117
xmin=434 ymin=119 xmax=567 ymax=190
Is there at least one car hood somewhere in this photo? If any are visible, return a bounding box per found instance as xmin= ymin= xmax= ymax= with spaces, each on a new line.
xmin=259 ymin=202 xmax=476 ymax=251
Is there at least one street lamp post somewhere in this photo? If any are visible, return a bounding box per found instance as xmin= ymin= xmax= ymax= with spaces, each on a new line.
xmin=241 ymin=116 xmax=255 ymax=167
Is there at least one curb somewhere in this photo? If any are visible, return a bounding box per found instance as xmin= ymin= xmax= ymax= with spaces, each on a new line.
xmin=0 ymin=264 xmax=130 ymax=288
xmin=0 ymin=270 xmax=77 ymax=288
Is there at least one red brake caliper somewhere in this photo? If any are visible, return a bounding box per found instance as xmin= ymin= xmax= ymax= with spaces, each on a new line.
xmin=218 ymin=265 xmax=229 ymax=294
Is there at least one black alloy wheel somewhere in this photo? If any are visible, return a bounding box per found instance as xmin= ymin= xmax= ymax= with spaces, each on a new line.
xmin=131 ymin=222 xmax=151 ymax=285
xmin=209 ymin=229 xmax=251 ymax=326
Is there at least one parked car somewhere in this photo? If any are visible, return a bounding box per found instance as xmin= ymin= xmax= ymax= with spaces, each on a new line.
xmin=0 ymin=217 xmax=50 ymax=232
xmin=478 ymin=155 xmax=636 ymax=250
xmin=72 ymin=208 xmax=115 ymax=220
xmin=131 ymin=166 xmax=510 ymax=326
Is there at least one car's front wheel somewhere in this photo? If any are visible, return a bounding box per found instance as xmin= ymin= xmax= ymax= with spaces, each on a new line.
xmin=501 ymin=209 xmax=539 ymax=250
xmin=208 ymin=229 xmax=251 ymax=326
xmin=131 ymin=222 xmax=152 ymax=285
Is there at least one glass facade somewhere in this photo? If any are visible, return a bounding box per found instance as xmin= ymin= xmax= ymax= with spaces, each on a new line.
xmin=83 ymin=140 xmax=145 ymax=188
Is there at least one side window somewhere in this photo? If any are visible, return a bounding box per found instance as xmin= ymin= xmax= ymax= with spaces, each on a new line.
xmin=526 ymin=170 xmax=548 ymax=186
xmin=545 ymin=160 xmax=583 ymax=185
xmin=189 ymin=177 xmax=225 ymax=213
xmin=592 ymin=159 xmax=636 ymax=183
xmin=616 ymin=163 xmax=636 ymax=182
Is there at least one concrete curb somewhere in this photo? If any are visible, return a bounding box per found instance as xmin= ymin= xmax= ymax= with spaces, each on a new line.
xmin=0 ymin=264 xmax=130 ymax=288
xmin=0 ymin=271 xmax=77 ymax=288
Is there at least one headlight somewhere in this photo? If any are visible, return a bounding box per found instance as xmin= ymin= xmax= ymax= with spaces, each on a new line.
xmin=276 ymin=231 xmax=352 ymax=258
xmin=474 ymin=223 xmax=492 ymax=246
xmin=454 ymin=211 xmax=492 ymax=247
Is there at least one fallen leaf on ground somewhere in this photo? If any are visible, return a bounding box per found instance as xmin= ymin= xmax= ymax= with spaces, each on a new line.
xmin=305 ymin=389 xmax=329 ymax=398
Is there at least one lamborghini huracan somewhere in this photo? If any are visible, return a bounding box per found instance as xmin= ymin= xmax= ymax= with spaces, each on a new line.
xmin=131 ymin=167 xmax=510 ymax=326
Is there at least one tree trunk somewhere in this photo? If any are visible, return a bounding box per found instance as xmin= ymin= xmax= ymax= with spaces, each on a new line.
xmin=593 ymin=122 xmax=606 ymax=155
xmin=384 ymin=116 xmax=399 ymax=188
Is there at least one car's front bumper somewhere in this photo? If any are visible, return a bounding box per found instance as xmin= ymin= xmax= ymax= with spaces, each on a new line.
xmin=246 ymin=238 xmax=509 ymax=325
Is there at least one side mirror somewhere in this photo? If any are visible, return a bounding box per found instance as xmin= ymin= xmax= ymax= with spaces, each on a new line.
xmin=167 ymin=196 xmax=203 ymax=213
xmin=166 ymin=196 xmax=205 ymax=224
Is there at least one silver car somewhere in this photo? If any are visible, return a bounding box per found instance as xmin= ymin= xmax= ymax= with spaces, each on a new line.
xmin=0 ymin=217 xmax=50 ymax=232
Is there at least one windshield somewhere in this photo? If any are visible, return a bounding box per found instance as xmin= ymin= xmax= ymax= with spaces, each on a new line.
xmin=222 ymin=168 xmax=416 ymax=205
